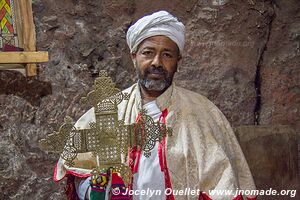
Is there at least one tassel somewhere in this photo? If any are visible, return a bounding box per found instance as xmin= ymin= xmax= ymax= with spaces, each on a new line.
xmin=64 ymin=175 xmax=80 ymax=200
xmin=90 ymin=173 xmax=109 ymax=200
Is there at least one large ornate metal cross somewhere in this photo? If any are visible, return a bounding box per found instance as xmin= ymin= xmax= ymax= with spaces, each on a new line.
xmin=39 ymin=70 xmax=172 ymax=185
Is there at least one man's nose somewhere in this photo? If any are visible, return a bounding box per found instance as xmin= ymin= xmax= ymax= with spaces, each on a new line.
xmin=151 ymin=54 xmax=163 ymax=68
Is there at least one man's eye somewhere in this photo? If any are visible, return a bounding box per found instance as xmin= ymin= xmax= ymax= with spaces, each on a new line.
xmin=142 ymin=51 xmax=153 ymax=55
xmin=163 ymin=53 xmax=173 ymax=58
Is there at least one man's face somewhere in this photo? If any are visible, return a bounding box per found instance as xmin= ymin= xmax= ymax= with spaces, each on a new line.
xmin=131 ymin=35 xmax=181 ymax=92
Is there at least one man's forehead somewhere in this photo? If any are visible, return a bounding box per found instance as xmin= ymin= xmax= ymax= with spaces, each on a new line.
xmin=138 ymin=36 xmax=179 ymax=51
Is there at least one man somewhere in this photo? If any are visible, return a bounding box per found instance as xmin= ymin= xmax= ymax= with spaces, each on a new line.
xmin=54 ymin=11 xmax=256 ymax=200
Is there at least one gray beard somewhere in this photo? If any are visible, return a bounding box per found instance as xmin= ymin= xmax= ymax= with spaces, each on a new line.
xmin=134 ymin=60 xmax=174 ymax=92
xmin=138 ymin=78 xmax=171 ymax=92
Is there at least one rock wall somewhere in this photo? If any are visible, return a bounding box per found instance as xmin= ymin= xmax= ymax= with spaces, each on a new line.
xmin=236 ymin=125 xmax=298 ymax=200
xmin=0 ymin=0 xmax=299 ymax=199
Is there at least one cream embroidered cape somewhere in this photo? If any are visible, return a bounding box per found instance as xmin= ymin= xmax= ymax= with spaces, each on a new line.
xmin=54 ymin=83 xmax=256 ymax=200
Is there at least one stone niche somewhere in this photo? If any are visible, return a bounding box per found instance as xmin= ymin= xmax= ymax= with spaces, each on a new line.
xmin=235 ymin=125 xmax=299 ymax=200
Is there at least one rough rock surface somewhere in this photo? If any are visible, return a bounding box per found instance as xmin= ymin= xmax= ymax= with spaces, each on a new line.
xmin=0 ymin=0 xmax=299 ymax=199
xmin=236 ymin=125 xmax=298 ymax=200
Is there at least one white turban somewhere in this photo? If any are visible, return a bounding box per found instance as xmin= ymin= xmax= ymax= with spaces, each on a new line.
xmin=126 ymin=11 xmax=185 ymax=54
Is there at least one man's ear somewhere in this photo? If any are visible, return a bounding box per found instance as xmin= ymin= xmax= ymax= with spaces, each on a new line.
xmin=176 ymin=55 xmax=182 ymax=72
xmin=131 ymin=53 xmax=137 ymax=68
xmin=177 ymin=54 xmax=182 ymax=62
xmin=131 ymin=53 xmax=136 ymax=61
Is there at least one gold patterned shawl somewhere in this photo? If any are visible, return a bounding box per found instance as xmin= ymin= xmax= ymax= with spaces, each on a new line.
xmin=54 ymin=83 xmax=256 ymax=200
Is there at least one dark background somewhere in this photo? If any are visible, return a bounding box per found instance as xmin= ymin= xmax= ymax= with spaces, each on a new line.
xmin=0 ymin=0 xmax=299 ymax=199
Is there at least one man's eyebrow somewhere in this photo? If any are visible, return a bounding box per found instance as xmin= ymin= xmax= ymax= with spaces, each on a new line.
xmin=140 ymin=46 xmax=155 ymax=51
xmin=162 ymin=48 xmax=174 ymax=52
xmin=141 ymin=46 xmax=175 ymax=52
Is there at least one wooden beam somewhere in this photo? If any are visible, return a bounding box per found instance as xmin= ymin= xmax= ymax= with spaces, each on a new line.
xmin=0 ymin=63 xmax=25 ymax=70
xmin=0 ymin=52 xmax=49 ymax=64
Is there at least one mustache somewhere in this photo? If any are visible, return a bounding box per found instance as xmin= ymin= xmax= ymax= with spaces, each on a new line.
xmin=144 ymin=66 xmax=166 ymax=75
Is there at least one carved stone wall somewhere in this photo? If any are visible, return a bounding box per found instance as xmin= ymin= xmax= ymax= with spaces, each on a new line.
xmin=0 ymin=0 xmax=299 ymax=199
